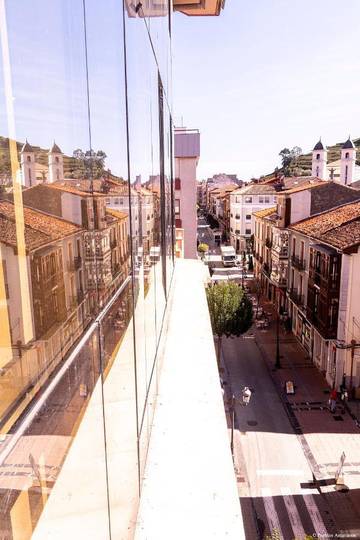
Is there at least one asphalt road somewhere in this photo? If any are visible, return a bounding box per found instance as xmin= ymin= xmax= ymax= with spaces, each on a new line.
xmin=222 ymin=335 xmax=345 ymax=539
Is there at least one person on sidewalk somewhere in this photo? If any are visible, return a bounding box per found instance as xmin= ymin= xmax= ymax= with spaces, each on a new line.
xmin=329 ymin=387 xmax=337 ymax=413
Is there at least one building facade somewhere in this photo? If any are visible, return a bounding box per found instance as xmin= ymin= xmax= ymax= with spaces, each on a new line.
xmin=0 ymin=2 xmax=231 ymax=539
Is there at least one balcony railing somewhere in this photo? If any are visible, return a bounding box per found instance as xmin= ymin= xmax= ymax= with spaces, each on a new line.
xmin=288 ymin=288 xmax=304 ymax=307
xmin=265 ymin=238 xmax=272 ymax=249
xmin=262 ymin=262 xmax=270 ymax=276
xmin=291 ymin=254 xmax=306 ymax=271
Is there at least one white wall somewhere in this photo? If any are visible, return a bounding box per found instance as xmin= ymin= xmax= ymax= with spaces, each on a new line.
xmin=61 ymin=193 xmax=82 ymax=226
xmin=290 ymin=191 xmax=311 ymax=224
xmin=175 ymin=157 xmax=197 ymax=259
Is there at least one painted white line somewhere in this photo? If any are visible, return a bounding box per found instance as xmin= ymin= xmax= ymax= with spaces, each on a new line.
xmin=303 ymin=494 xmax=327 ymax=536
xmin=257 ymin=469 xmax=304 ymax=477
xmin=281 ymin=487 xmax=306 ymax=540
xmin=261 ymin=488 xmax=284 ymax=539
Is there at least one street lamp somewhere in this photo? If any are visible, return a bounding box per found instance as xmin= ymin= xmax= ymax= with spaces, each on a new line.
xmin=275 ymin=302 xmax=281 ymax=370
xmin=230 ymin=389 xmax=252 ymax=456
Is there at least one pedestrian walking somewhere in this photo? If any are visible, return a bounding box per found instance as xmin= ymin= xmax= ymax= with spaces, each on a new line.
xmin=329 ymin=387 xmax=337 ymax=413
xmin=242 ymin=386 xmax=252 ymax=406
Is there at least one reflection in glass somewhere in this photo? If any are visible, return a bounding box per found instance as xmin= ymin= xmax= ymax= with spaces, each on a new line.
xmin=0 ymin=0 xmax=174 ymax=536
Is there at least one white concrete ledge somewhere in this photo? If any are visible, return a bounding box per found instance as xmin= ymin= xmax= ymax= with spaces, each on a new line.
xmin=135 ymin=259 xmax=244 ymax=540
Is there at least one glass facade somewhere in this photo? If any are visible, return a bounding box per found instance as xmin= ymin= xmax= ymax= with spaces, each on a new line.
xmin=0 ymin=1 xmax=174 ymax=537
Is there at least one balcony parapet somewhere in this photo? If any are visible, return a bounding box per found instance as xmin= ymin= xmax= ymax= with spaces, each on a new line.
xmin=291 ymin=254 xmax=306 ymax=271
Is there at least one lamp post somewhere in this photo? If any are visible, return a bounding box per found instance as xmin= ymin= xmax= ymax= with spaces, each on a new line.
xmin=230 ymin=389 xmax=252 ymax=457
xmin=275 ymin=299 xmax=281 ymax=369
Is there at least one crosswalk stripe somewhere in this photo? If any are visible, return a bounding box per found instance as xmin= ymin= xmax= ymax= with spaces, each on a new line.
xmin=303 ymin=494 xmax=327 ymax=536
xmin=261 ymin=488 xmax=284 ymax=539
xmin=280 ymin=487 xmax=306 ymax=540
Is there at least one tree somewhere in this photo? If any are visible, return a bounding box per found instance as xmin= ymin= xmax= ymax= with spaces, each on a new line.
xmin=206 ymin=282 xmax=253 ymax=362
xmin=198 ymin=243 xmax=209 ymax=259
xmin=279 ymin=146 xmax=303 ymax=176
xmin=71 ymin=148 xmax=107 ymax=179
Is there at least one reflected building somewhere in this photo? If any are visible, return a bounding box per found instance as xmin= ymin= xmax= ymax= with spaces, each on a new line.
xmin=0 ymin=1 xmax=234 ymax=540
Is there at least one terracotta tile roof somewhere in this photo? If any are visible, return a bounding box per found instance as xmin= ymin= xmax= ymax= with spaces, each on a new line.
xmin=0 ymin=200 xmax=82 ymax=252
xmin=49 ymin=181 xmax=106 ymax=197
xmin=232 ymin=183 xmax=277 ymax=195
xmin=106 ymin=209 xmax=128 ymax=221
xmin=252 ymin=206 xmax=277 ymax=218
xmin=290 ymin=201 xmax=360 ymax=251
xmin=282 ymin=180 xmax=324 ymax=194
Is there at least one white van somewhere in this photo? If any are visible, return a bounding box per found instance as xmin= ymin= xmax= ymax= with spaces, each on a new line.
xmin=220 ymin=246 xmax=236 ymax=267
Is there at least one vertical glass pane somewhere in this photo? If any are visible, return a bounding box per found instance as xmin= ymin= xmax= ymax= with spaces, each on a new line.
xmin=84 ymin=1 xmax=139 ymax=536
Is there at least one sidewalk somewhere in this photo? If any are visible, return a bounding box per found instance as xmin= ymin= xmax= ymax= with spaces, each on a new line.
xmin=251 ymin=295 xmax=360 ymax=493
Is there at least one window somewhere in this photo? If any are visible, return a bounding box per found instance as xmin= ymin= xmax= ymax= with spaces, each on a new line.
xmin=175 ymin=199 xmax=180 ymax=215
xmin=259 ymin=196 xmax=264 ymax=203
xmin=246 ymin=214 xmax=251 ymax=220
xmin=245 ymin=228 xmax=251 ymax=235
xmin=55 ymin=156 xmax=59 ymax=163
xmin=345 ymin=165 xmax=348 ymax=182
xmin=345 ymin=152 xmax=349 ymax=159
xmin=244 ymin=196 xmax=252 ymax=203
xmin=114 ymin=198 xmax=119 ymax=205
xmin=235 ymin=214 xmax=240 ymax=219
xmin=27 ymin=155 xmax=31 ymax=162
xmin=230 ymin=227 xmax=233 ymax=232
xmin=235 ymin=229 xmax=240 ymax=234
xmin=292 ymin=237 xmax=296 ymax=256
xmin=316 ymin=153 xmax=320 ymax=160
xmin=273 ymin=196 xmax=277 ymax=202
xmin=264 ymin=196 xmax=270 ymax=203
xmin=300 ymin=241 xmax=304 ymax=262
xmin=230 ymin=213 xmax=233 ymax=218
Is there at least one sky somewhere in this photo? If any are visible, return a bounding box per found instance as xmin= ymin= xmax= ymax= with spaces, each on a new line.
xmin=1 ymin=1 xmax=360 ymax=183
xmin=172 ymin=0 xmax=360 ymax=180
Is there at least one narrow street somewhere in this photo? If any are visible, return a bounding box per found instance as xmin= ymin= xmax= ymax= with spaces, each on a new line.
xmin=199 ymin=210 xmax=360 ymax=538
xmin=222 ymin=335 xmax=336 ymax=539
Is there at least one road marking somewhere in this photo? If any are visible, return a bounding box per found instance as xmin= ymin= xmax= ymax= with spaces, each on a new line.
xmin=261 ymin=487 xmax=284 ymax=539
xmin=281 ymin=487 xmax=306 ymax=540
xmin=257 ymin=469 xmax=304 ymax=477
xmin=303 ymin=494 xmax=327 ymax=536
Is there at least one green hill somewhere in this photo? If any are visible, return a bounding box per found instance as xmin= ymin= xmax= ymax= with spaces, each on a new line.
xmin=0 ymin=136 xmax=123 ymax=183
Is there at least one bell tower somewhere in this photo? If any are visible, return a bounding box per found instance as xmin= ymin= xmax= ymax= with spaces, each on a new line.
xmin=311 ymin=139 xmax=327 ymax=180
xmin=20 ymin=140 xmax=36 ymax=187
xmin=48 ymin=141 xmax=63 ymax=183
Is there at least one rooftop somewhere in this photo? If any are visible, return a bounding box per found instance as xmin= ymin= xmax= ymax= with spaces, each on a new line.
xmin=232 ymin=183 xmax=277 ymax=195
xmin=252 ymin=206 xmax=277 ymax=218
xmin=0 ymin=200 xmax=82 ymax=252
xmin=290 ymin=201 xmax=360 ymax=252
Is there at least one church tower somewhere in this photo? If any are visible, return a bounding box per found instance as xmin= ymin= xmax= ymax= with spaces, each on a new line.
xmin=20 ymin=140 xmax=36 ymax=187
xmin=340 ymin=137 xmax=356 ymax=185
xmin=48 ymin=141 xmax=63 ymax=183
xmin=311 ymin=139 xmax=327 ymax=179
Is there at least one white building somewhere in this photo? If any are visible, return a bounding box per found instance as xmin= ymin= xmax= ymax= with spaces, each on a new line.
xmin=20 ymin=140 xmax=64 ymax=187
xmin=174 ymin=127 xmax=200 ymax=259
xmin=311 ymin=137 xmax=360 ymax=185
xmin=229 ymin=183 xmax=277 ymax=253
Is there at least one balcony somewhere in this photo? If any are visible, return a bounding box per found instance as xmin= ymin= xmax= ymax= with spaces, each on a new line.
xmin=291 ymin=254 xmax=306 ymax=271
xmin=77 ymin=289 xmax=84 ymax=303
xmin=288 ymin=288 xmax=305 ymax=307
xmin=262 ymin=262 xmax=270 ymax=276
xmin=173 ymin=0 xmax=225 ymax=16
xmin=68 ymin=255 xmax=82 ymax=271
xmin=265 ymin=238 xmax=272 ymax=249
xmin=30 ymin=260 xmax=243 ymax=540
